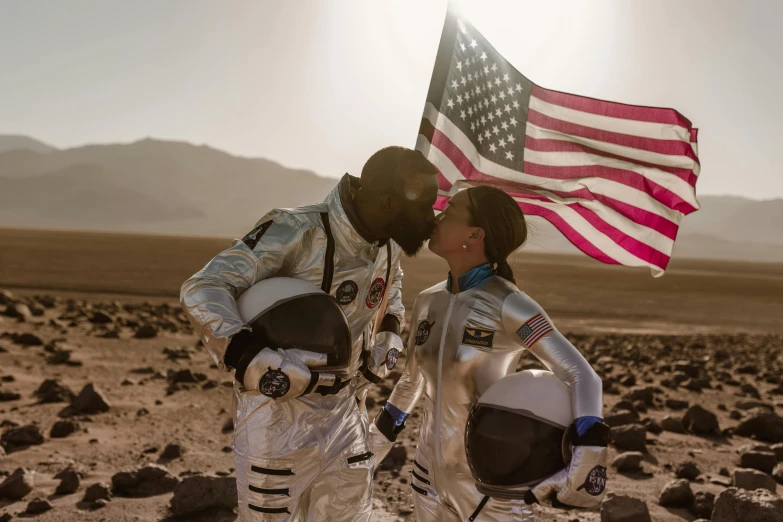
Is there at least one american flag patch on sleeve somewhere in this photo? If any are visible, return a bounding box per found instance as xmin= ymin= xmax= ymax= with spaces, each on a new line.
xmin=515 ymin=313 xmax=553 ymax=348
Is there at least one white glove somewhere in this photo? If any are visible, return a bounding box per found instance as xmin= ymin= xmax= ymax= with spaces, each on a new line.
xmin=362 ymin=332 xmax=404 ymax=383
xmin=243 ymin=348 xmax=338 ymax=402
xmin=368 ymin=421 xmax=395 ymax=470
xmin=529 ymin=445 xmax=608 ymax=508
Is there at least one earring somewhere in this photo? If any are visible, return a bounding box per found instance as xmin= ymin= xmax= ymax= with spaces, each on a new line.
xmin=462 ymin=244 xmax=468 ymax=251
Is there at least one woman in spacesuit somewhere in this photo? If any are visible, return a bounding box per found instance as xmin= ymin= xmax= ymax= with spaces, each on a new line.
xmin=368 ymin=186 xmax=608 ymax=521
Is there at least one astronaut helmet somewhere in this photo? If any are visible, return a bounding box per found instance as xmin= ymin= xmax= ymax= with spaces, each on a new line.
xmin=236 ymin=277 xmax=352 ymax=377
xmin=464 ymin=369 xmax=574 ymax=499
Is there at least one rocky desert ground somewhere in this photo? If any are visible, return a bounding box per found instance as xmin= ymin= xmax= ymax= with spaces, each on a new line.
xmin=0 ymin=228 xmax=781 ymax=521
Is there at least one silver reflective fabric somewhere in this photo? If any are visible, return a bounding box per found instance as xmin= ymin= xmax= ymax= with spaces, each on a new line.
xmin=389 ymin=276 xmax=603 ymax=521
xmin=181 ymin=175 xmax=405 ymax=521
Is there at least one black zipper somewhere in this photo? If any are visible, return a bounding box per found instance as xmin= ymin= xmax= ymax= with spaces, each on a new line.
xmin=469 ymin=495 xmax=490 ymax=521
xmin=249 ymin=504 xmax=291 ymax=514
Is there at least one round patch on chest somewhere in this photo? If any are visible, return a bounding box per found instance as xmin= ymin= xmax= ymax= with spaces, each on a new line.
xmin=258 ymin=368 xmax=291 ymax=399
xmin=365 ymin=278 xmax=386 ymax=308
xmin=415 ymin=320 xmax=435 ymax=346
xmin=336 ymin=280 xmax=359 ymax=305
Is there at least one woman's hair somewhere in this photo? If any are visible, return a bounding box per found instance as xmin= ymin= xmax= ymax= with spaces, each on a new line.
xmin=466 ymin=186 xmax=528 ymax=284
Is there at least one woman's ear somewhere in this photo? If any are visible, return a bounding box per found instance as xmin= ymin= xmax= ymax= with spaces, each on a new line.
xmin=467 ymin=227 xmax=485 ymax=245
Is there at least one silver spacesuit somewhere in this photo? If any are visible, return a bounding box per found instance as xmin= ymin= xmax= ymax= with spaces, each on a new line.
xmin=180 ymin=174 xmax=405 ymax=521
xmin=384 ymin=266 xmax=603 ymax=522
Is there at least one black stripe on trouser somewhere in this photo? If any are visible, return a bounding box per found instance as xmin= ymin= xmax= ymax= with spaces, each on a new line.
xmin=413 ymin=460 xmax=429 ymax=474
xmin=411 ymin=483 xmax=428 ymax=496
xmin=347 ymin=451 xmax=373 ymax=464
xmin=249 ymin=504 xmax=291 ymax=514
xmin=469 ymin=495 xmax=490 ymax=522
xmin=249 ymin=485 xmax=290 ymax=496
xmin=250 ymin=465 xmax=295 ymax=476
xmin=411 ymin=470 xmax=430 ymax=485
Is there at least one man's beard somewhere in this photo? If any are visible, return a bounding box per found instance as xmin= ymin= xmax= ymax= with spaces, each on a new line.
xmin=385 ymin=212 xmax=435 ymax=257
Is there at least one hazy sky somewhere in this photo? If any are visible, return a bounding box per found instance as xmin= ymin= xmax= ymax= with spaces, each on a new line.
xmin=1 ymin=0 xmax=782 ymax=199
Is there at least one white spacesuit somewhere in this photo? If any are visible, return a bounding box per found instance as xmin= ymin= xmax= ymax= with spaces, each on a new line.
xmin=370 ymin=264 xmax=605 ymax=521
xmin=181 ymin=174 xmax=406 ymax=521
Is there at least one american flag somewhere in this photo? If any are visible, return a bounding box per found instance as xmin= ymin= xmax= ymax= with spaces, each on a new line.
xmin=515 ymin=313 xmax=553 ymax=348
xmin=416 ymin=5 xmax=700 ymax=277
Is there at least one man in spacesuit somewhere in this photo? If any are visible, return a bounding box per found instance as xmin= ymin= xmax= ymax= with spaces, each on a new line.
xmin=180 ymin=146 xmax=439 ymax=521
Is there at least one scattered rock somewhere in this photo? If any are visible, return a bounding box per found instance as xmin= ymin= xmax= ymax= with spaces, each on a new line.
xmin=89 ymin=311 xmax=114 ymax=324
xmin=0 ymin=391 xmax=20 ymax=402
xmin=0 ymin=467 xmax=35 ymax=499
xmin=612 ymin=451 xmax=644 ymax=472
xmin=600 ymin=492 xmax=651 ymax=522
xmin=711 ymin=487 xmax=783 ymax=522
xmin=605 ymin=409 xmax=637 ymax=428
xmin=736 ymin=400 xmax=774 ymax=411
xmin=380 ymin=445 xmax=408 ymax=472
xmin=675 ymin=461 xmax=701 ymax=480
xmin=169 ymin=475 xmax=237 ymax=516
xmin=25 ymin=497 xmax=53 ymax=514
xmin=734 ymin=410 xmax=783 ymax=443
xmin=1 ymin=424 xmax=45 ymax=449
xmin=690 ymin=491 xmax=715 ymax=519
xmin=55 ymin=469 xmax=81 ymax=495
xmin=659 ymin=478 xmax=694 ymax=507
xmin=13 ymin=332 xmax=43 ymax=346
xmin=683 ymin=405 xmax=720 ymax=435
xmin=611 ymin=424 xmax=647 ymax=452
xmin=666 ymin=398 xmax=689 ymax=410
xmin=739 ymin=449 xmax=778 ymax=474
xmin=111 ymin=464 xmax=179 ymax=497
xmin=35 ymin=379 xmax=75 ymax=403
xmin=661 ymin=415 xmax=687 ymax=433
xmin=221 ymin=418 xmax=234 ymax=433
xmin=622 ymin=386 xmax=658 ymax=407
xmin=83 ymin=482 xmax=112 ymax=503
xmin=732 ymin=467 xmax=777 ymax=492
xmin=161 ymin=443 xmax=183 ymax=459
xmin=772 ymin=462 xmax=783 ymax=484
xmin=71 ymin=383 xmax=111 ymax=413
xmin=51 ymin=420 xmax=80 ymax=438
xmin=133 ymin=325 xmax=158 ymax=339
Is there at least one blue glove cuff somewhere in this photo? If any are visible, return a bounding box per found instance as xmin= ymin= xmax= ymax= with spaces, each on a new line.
xmin=574 ymin=416 xmax=603 ymax=437
xmin=383 ymin=402 xmax=410 ymax=427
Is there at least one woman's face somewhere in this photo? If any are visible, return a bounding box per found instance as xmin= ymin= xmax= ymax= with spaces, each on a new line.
xmin=428 ymin=190 xmax=477 ymax=257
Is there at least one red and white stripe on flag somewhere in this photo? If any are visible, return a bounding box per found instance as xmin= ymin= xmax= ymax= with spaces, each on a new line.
xmin=416 ymin=5 xmax=700 ymax=278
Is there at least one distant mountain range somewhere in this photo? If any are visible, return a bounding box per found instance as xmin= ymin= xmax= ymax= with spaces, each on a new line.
xmin=0 ymin=135 xmax=781 ymax=263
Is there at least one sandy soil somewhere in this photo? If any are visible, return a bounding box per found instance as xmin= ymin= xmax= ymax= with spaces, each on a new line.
xmin=0 ymin=229 xmax=780 ymax=521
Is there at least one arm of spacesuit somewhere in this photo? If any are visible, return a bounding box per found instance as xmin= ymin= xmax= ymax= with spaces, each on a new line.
xmin=180 ymin=209 xmax=303 ymax=371
xmin=501 ymin=291 xmax=608 ymax=508
xmin=367 ymin=296 xmax=425 ymax=461
xmin=363 ymin=256 xmax=407 ymax=382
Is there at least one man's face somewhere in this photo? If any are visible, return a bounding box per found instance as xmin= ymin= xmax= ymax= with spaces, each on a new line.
xmin=384 ymin=172 xmax=439 ymax=256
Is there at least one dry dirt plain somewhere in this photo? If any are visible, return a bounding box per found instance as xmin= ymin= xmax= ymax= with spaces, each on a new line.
xmin=0 ymin=228 xmax=781 ymax=522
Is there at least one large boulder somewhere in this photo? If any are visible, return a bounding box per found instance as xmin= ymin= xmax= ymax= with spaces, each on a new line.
xmin=71 ymin=383 xmax=111 ymax=413
xmin=111 ymin=464 xmax=179 ymax=497
xmin=732 ymin=468 xmax=777 ymax=493
xmin=683 ymin=405 xmax=720 ymax=435
xmin=169 ymin=475 xmax=237 ymax=516
xmin=0 ymin=468 xmax=35 ymax=500
xmin=734 ymin=411 xmax=783 ymax=443
xmin=658 ymin=479 xmax=694 ymax=507
xmin=611 ymin=424 xmax=647 ymax=452
xmin=612 ymin=452 xmax=644 ymax=472
xmin=600 ymin=493 xmax=651 ymax=522
xmin=711 ymin=487 xmax=783 ymax=522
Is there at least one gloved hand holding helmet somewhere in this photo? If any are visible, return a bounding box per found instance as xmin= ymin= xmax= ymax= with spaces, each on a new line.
xmin=465 ymin=370 xmax=609 ymax=509
xmin=226 ymin=277 xmax=353 ymax=401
